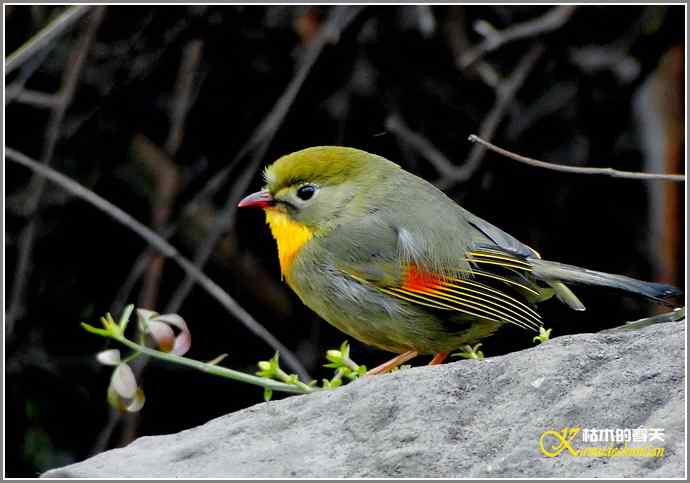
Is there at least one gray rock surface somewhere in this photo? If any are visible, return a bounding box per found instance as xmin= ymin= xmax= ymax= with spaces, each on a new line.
xmin=44 ymin=320 xmax=685 ymax=478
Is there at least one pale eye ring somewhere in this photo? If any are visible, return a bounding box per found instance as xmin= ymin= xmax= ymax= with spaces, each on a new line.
xmin=296 ymin=184 xmax=317 ymax=201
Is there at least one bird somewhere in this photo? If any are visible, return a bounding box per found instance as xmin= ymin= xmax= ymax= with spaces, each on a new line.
xmin=238 ymin=146 xmax=682 ymax=374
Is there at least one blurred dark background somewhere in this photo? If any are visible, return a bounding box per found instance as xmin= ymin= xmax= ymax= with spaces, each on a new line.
xmin=4 ymin=5 xmax=685 ymax=477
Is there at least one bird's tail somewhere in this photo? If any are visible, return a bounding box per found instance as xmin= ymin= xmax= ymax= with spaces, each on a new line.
xmin=528 ymin=258 xmax=682 ymax=307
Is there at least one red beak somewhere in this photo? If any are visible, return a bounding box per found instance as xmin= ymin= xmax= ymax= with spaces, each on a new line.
xmin=238 ymin=190 xmax=274 ymax=209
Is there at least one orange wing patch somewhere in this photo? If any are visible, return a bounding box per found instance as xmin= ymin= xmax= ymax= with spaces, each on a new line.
xmin=402 ymin=265 xmax=444 ymax=292
xmin=380 ymin=263 xmax=542 ymax=332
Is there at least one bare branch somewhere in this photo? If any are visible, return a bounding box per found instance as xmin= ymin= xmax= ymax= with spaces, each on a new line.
xmin=459 ymin=5 xmax=576 ymax=70
xmin=5 ymin=147 xmax=309 ymax=379
xmin=7 ymin=7 xmax=106 ymax=334
xmin=5 ymin=5 xmax=93 ymax=75
xmin=442 ymin=45 xmax=544 ymax=187
xmin=134 ymin=135 xmax=182 ymax=310
xmin=5 ymin=48 xmax=53 ymax=106
xmin=468 ymin=135 xmax=686 ymax=182
xmin=138 ymin=37 xmax=204 ymax=312
xmin=165 ymin=38 xmax=204 ymax=155
xmin=7 ymin=89 xmax=60 ymax=109
xmin=387 ymin=45 xmax=543 ymax=190
xmin=385 ymin=114 xmax=457 ymax=180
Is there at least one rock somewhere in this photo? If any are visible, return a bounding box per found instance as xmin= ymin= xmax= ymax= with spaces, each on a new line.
xmin=43 ymin=320 xmax=685 ymax=478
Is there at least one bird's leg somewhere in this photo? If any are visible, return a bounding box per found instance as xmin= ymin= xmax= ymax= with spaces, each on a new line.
xmin=428 ymin=351 xmax=449 ymax=365
xmin=366 ymin=350 xmax=418 ymax=376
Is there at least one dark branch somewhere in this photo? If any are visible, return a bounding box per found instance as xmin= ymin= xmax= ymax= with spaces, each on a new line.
xmin=468 ymin=135 xmax=686 ymax=182
xmin=387 ymin=45 xmax=544 ymax=189
xmin=459 ymin=5 xmax=576 ymax=70
xmin=7 ymin=7 xmax=106 ymax=334
xmin=5 ymin=5 xmax=93 ymax=75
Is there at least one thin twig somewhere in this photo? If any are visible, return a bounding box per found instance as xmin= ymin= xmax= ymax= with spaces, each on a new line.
xmin=135 ymin=135 xmax=182 ymax=309
xmin=5 ymin=5 xmax=93 ymax=75
xmin=6 ymin=7 xmax=106 ymax=335
xmin=468 ymin=135 xmax=686 ymax=182
xmin=443 ymin=5 xmax=500 ymax=87
xmin=165 ymin=39 xmax=204 ymax=155
xmin=139 ymin=38 xmax=203 ymax=311
xmin=441 ymin=45 xmax=544 ymax=187
xmin=5 ymin=47 xmax=53 ymax=105
xmin=387 ymin=45 xmax=543 ymax=190
xmin=5 ymin=147 xmax=309 ymax=383
xmin=459 ymin=5 xmax=576 ymax=70
xmin=385 ymin=114 xmax=457 ymax=180
xmin=9 ymin=88 xmax=60 ymax=109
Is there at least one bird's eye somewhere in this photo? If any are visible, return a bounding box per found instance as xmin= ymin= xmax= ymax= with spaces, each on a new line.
xmin=296 ymin=184 xmax=316 ymax=201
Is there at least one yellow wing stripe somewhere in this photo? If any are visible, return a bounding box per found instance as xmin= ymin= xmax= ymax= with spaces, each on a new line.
xmin=469 ymin=248 xmax=533 ymax=263
xmin=445 ymin=278 xmax=541 ymax=319
xmin=441 ymin=281 xmax=541 ymax=323
xmin=378 ymin=287 xmax=454 ymax=312
xmin=410 ymin=287 xmax=534 ymax=331
xmin=422 ymin=287 xmax=538 ymax=331
xmin=464 ymin=258 xmax=533 ymax=272
xmin=391 ymin=287 xmax=535 ymax=332
xmin=462 ymin=270 xmax=541 ymax=296
xmin=384 ymin=288 xmax=503 ymax=323
xmin=466 ymin=250 xmax=533 ymax=271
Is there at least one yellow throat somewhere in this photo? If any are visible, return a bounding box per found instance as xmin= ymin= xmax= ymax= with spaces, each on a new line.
xmin=264 ymin=209 xmax=314 ymax=277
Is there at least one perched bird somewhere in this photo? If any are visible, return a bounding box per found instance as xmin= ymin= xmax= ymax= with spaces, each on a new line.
xmin=239 ymin=146 xmax=681 ymax=374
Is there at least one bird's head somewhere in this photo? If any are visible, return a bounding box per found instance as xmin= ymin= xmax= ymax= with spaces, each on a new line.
xmin=239 ymin=146 xmax=399 ymax=232
xmin=238 ymin=146 xmax=400 ymax=275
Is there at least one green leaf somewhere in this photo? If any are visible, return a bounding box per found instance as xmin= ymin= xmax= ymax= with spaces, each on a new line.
xmin=339 ymin=340 xmax=350 ymax=357
xmin=81 ymin=322 xmax=112 ymax=337
xmin=452 ymin=343 xmax=485 ymax=360
xmin=533 ymin=327 xmax=552 ymax=344
xmin=325 ymin=349 xmax=342 ymax=364
xmin=256 ymin=357 xmax=278 ymax=379
xmin=263 ymin=387 xmax=273 ymax=402
xmin=269 ymin=352 xmax=281 ymax=370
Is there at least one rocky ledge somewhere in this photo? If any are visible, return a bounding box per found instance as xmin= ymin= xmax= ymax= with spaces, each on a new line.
xmin=44 ymin=317 xmax=685 ymax=478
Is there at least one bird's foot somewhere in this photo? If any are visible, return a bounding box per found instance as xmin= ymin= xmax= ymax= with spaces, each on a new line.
xmin=366 ymin=350 xmax=418 ymax=375
xmin=428 ymin=351 xmax=449 ymax=365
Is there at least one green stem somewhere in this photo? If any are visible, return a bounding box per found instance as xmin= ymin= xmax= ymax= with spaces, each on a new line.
xmin=113 ymin=335 xmax=315 ymax=395
xmin=274 ymin=367 xmax=314 ymax=393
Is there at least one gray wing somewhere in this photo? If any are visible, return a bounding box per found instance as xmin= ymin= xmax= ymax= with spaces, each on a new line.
xmin=460 ymin=208 xmax=540 ymax=259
